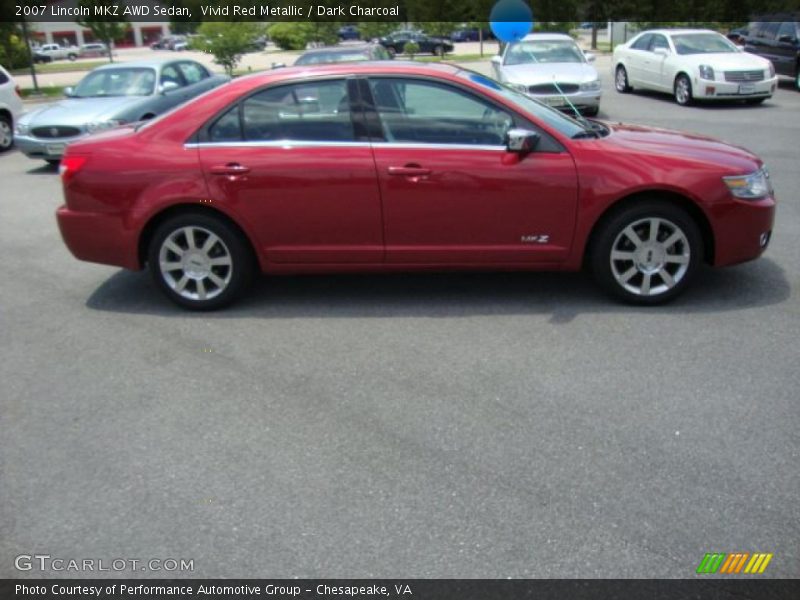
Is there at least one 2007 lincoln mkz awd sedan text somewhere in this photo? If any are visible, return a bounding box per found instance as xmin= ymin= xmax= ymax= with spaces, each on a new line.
xmin=56 ymin=62 xmax=776 ymax=309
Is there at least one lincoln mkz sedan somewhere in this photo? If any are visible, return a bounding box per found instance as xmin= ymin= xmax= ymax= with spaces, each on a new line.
xmin=56 ymin=63 xmax=776 ymax=310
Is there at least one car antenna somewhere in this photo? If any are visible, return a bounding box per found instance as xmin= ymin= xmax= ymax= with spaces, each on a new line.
xmin=550 ymin=77 xmax=591 ymax=128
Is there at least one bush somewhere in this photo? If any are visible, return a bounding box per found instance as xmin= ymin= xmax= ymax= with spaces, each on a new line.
xmin=0 ymin=29 xmax=31 ymax=70
xmin=268 ymin=23 xmax=311 ymax=51
xmin=404 ymin=41 xmax=420 ymax=58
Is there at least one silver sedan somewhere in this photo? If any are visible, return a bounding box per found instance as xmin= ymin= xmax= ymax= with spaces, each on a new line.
xmin=491 ymin=33 xmax=602 ymax=116
xmin=15 ymin=59 xmax=229 ymax=164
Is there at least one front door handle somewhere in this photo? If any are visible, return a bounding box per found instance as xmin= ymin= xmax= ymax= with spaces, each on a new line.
xmin=387 ymin=165 xmax=431 ymax=177
xmin=210 ymin=163 xmax=251 ymax=175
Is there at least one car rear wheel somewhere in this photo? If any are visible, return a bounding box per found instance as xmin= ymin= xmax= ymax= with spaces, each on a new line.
xmin=589 ymin=202 xmax=702 ymax=305
xmin=148 ymin=213 xmax=254 ymax=310
xmin=0 ymin=115 xmax=12 ymax=152
xmin=795 ymin=66 xmax=800 ymax=91
xmin=615 ymin=65 xmax=631 ymax=92
xmin=387 ymin=47 xmax=396 ymax=58
xmin=433 ymin=45 xmax=444 ymax=57
xmin=674 ymin=74 xmax=693 ymax=106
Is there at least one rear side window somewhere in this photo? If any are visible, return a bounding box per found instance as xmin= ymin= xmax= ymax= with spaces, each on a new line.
xmin=0 ymin=70 xmax=8 ymax=85
xmin=205 ymin=79 xmax=354 ymax=143
xmin=179 ymin=62 xmax=209 ymax=85
xmin=759 ymin=22 xmax=780 ymax=39
xmin=777 ymin=22 xmax=798 ymax=40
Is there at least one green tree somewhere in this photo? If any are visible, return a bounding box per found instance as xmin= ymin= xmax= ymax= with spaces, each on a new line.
xmin=77 ymin=0 xmax=128 ymax=63
xmin=357 ymin=22 xmax=396 ymax=42
xmin=192 ymin=22 xmax=261 ymax=76
xmin=0 ymin=22 xmax=31 ymax=69
xmin=404 ymin=40 xmax=420 ymax=59
xmin=267 ymin=22 xmax=312 ymax=51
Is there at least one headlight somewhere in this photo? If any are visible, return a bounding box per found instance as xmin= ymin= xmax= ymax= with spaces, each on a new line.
xmin=14 ymin=121 xmax=29 ymax=136
xmin=698 ymin=65 xmax=715 ymax=80
xmin=86 ymin=119 xmax=126 ymax=133
xmin=723 ymin=167 xmax=772 ymax=199
xmin=580 ymin=79 xmax=601 ymax=91
xmin=768 ymin=63 xmax=775 ymax=77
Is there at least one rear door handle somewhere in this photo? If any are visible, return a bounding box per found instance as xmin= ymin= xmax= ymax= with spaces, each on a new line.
xmin=387 ymin=166 xmax=431 ymax=177
xmin=210 ymin=163 xmax=251 ymax=175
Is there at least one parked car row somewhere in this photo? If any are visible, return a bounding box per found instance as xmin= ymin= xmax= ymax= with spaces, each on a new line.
xmin=13 ymin=59 xmax=229 ymax=164
xmin=33 ymin=43 xmax=110 ymax=63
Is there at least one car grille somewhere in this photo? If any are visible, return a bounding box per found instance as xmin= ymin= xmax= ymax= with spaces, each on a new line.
xmin=528 ymin=83 xmax=580 ymax=94
xmin=31 ymin=126 xmax=82 ymax=139
xmin=724 ymin=70 xmax=765 ymax=82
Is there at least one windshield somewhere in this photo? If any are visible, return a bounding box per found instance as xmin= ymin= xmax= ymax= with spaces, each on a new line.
xmin=457 ymin=70 xmax=586 ymax=139
xmin=73 ymin=67 xmax=156 ymax=98
xmin=671 ymin=33 xmax=738 ymax=55
xmin=505 ymin=40 xmax=586 ymax=66
xmin=296 ymin=51 xmax=370 ymax=65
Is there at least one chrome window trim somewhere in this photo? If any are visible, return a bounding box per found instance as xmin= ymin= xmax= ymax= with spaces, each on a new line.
xmin=185 ymin=140 xmax=507 ymax=152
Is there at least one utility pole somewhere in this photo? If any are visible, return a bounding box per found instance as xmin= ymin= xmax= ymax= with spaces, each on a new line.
xmin=20 ymin=18 xmax=40 ymax=95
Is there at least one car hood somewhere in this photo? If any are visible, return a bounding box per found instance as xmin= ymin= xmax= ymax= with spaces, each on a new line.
xmin=675 ymin=51 xmax=771 ymax=70
xmin=19 ymin=96 xmax=149 ymax=126
xmin=500 ymin=62 xmax=598 ymax=85
xmin=600 ymin=121 xmax=761 ymax=173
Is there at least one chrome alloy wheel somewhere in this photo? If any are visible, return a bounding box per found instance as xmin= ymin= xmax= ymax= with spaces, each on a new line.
xmin=0 ymin=118 xmax=12 ymax=150
xmin=615 ymin=66 xmax=628 ymax=92
xmin=158 ymin=226 xmax=233 ymax=301
xmin=675 ymin=76 xmax=692 ymax=105
xmin=609 ymin=217 xmax=691 ymax=297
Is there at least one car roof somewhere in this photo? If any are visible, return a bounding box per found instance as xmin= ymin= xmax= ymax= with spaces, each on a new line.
xmin=639 ymin=28 xmax=718 ymax=36
xmin=235 ymin=61 xmax=461 ymax=88
xmin=92 ymin=59 xmax=188 ymax=71
xmin=520 ymin=33 xmax=574 ymax=42
xmin=300 ymin=44 xmax=378 ymax=55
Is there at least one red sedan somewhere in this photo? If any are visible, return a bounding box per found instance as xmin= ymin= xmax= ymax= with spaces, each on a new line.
xmin=57 ymin=63 xmax=775 ymax=309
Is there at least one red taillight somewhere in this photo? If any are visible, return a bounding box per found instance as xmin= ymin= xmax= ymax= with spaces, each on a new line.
xmin=60 ymin=155 xmax=88 ymax=186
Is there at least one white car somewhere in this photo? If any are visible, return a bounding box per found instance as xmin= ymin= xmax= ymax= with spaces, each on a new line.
xmin=491 ymin=33 xmax=601 ymax=116
xmin=613 ymin=29 xmax=778 ymax=106
xmin=0 ymin=65 xmax=24 ymax=152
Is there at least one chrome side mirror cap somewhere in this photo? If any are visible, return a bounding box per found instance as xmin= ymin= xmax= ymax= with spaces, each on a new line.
xmin=584 ymin=52 xmax=596 ymax=63
xmin=505 ymin=128 xmax=540 ymax=154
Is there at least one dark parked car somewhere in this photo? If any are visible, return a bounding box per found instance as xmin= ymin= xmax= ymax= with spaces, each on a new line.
xmin=56 ymin=63 xmax=774 ymax=309
xmin=295 ymin=44 xmax=392 ymax=66
xmin=726 ymin=27 xmax=748 ymax=45
xmin=451 ymin=28 xmax=492 ymax=42
xmin=744 ymin=19 xmax=800 ymax=90
xmin=378 ymin=32 xmax=454 ymax=56
xmin=338 ymin=26 xmax=361 ymax=41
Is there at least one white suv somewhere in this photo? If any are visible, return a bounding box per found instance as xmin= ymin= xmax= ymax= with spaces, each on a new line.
xmin=0 ymin=65 xmax=24 ymax=152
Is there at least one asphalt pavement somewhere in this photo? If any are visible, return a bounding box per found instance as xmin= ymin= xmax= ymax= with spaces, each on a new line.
xmin=1 ymin=65 xmax=798 ymax=578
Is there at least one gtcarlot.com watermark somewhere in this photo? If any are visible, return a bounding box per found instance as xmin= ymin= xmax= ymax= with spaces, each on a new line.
xmin=15 ymin=554 xmax=194 ymax=573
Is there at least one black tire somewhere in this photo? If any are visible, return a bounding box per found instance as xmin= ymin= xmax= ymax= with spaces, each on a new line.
xmin=0 ymin=114 xmax=12 ymax=152
xmin=387 ymin=46 xmax=396 ymax=58
xmin=674 ymin=73 xmax=693 ymax=106
xmin=583 ymin=106 xmax=599 ymax=117
xmin=147 ymin=212 xmax=254 ymax=310
xmin=433 ymin=45 xmax=444 ymax=57
xmin=589 ymin=201 xmax=703 ymax=305
xmin=615 ymin=65 xmax=631 ymax=93
xmin=795 ymin=66 xmax=799 ymax=91
xmin=46 ymin=159 xmax=60 ymax=167
xmin=68 ymin=53 xmax=77 ymax=61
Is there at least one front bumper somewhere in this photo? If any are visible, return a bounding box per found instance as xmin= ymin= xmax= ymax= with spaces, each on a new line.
xmin=710 ymin=194 xmax=776 ymax=267
xmin=15 ymin=133 xmax=87 ymax=160
xmin=527 ymin=89 xmax=602 ymax=113
xmin=694 ymin=76 xmax=778 ymax=100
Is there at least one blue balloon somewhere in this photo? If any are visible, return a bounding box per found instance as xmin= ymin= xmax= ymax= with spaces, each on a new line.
xmin=490 ymin=0 xmax=534 ymax=43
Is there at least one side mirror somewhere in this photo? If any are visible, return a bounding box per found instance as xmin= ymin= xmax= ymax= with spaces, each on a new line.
xmin=64 ymin=86 xmax=75 ymax=97
xmin=271 ymin=62 xmax=286 ymax=69
xmin=159 ymin=80 xmax=180 ymax=94
xmin=491 ymin=55 xmax=502 ymax=65
xmin=584 ymin=52 xmax=596 ymax=63
xmin=653 ymin=47 xmax=670 ymax=57
xmin=505 ymin=128 xmax=540 ymax=154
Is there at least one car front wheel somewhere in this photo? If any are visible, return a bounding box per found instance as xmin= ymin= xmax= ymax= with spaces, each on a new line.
xmin=0 ymin=114 xmax=12 ymax=152
xmin=589 ymin=202 xmax=702 ymax=305
xmin=148 ymin=213 xmax=254 ymax=310
xmin=674 ymin=74 xmax=693 ymax=106
xmin=615 ymin=65 xmax=631 ymax=92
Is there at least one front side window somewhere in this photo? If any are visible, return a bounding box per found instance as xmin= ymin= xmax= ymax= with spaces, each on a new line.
xmin=179 ymin=62 xmax=209 ymax=85
xmin=650 ymin=35 xmax=669 ymax=51
xmin=207 ymin=79 xmax=354 ymax=143
xmin=367 ymin=78 xmax=513 ymax=146
xmin=160 ymin=65 xmax=185 ymax=88
xmin=631 ymin=34 xmax=653 ymax=51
